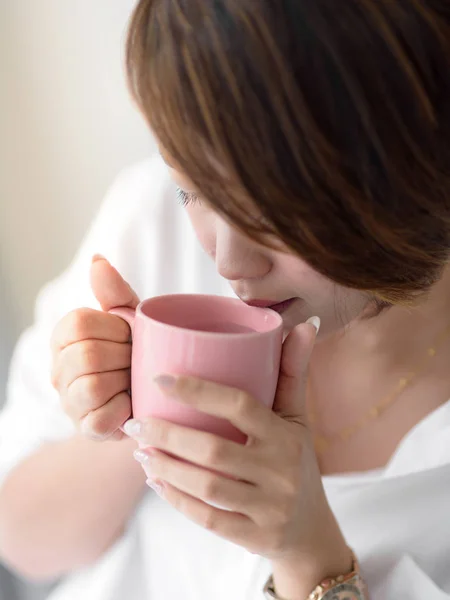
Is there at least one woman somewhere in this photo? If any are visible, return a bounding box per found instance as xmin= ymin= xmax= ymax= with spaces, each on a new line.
xmin=1 ymin=1 xmax=450 ymax=598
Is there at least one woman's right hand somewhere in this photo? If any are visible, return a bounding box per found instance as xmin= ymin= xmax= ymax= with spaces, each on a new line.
xmin=51 ymin=255 xmax=139 ymax=441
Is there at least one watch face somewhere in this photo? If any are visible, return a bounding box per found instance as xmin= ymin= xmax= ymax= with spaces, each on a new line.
xmin=323 ymin=581 xmax=365 ymax=599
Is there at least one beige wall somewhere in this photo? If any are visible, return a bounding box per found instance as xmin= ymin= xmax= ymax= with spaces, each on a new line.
xmin=0 ymin=0 xmax=154 ymax=335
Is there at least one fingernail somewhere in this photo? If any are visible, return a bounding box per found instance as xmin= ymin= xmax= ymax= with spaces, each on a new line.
xmin=306 ymin=316 xmax=321 ymax=334
xmin=133 ymin=449 xmax=150 ymax=464
xmin=146 ymin=479 xmax=165 ymax=497
xmin=153 ymin=374 xmax=177 ymax=390
xmin=92 ymin=254 xmax=107 ymax=263
xmin=123 ymin=419 xmax=142 ymax=437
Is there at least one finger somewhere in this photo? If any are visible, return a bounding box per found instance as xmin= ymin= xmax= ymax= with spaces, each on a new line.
xmin=273 ymin=318 xmax=319 ymax=418
xmin=127 ymin=417 xmax=262 ymax=481
xmin=136 ymin=448 xmax=260 ymax=516
xmin=81 ymin=391 xmax=132 ymax=439
xmin=52 ymin=340 xmax=131 ymax=391
xmin=152 ymin=376 xmax=273 ymax=441
xmin=90 ymin=255 xmax=140 ymax=312
xmin=51 ymin=308 xmax=131 ymax=357
xmin=62 ymin=368 xmax=131 ymax=420
xmin=148 ymin=479 xmax=257 ymax=551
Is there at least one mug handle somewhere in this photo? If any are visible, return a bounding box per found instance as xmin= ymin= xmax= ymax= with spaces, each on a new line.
xmin=109 ymin=307 xmax=136 ymax=432
xmin=109 ymin=306 xmax=136 ymax=332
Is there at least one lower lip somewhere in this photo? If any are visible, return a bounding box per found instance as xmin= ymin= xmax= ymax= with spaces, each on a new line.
xmin=268 ymin=298 xmax=298 ymax=313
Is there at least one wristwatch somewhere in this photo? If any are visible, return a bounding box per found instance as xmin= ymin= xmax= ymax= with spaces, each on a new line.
xmin=263 ymin=549 xmax=368 ymax=599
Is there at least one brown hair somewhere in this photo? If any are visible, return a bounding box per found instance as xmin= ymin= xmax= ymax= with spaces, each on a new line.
xmin=126 ymin=0 xmax=450 ymax=305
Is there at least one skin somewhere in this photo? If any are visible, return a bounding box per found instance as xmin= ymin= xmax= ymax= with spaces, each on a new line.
xmin=47 ymin=154 xmax=450 ymax=597
xmin=166 ymin=156 xmax=450 ymax=476
xmin=168 ymin=163 xmax=370 ymax=337
xmin=51 ymin=256 xmax=353 ymax=596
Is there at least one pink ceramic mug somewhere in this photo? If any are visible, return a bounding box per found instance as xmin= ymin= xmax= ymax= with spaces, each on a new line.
xmin=110 ymin=294 xmax=283 ymax=445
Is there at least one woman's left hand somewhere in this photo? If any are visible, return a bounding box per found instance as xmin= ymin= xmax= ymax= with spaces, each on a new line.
xmin=125 ymin=319 xmax=342 ymax=562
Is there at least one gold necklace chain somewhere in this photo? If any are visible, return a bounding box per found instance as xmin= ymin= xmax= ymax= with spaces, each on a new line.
xmin=308 ymin=321 xmax=450 ymax=456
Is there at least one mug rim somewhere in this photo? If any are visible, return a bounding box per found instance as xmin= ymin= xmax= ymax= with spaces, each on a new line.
xmin=135 ymin=293 xmax=283 ymax=339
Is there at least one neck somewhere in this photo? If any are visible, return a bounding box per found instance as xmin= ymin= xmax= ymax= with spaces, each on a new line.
xmin=334 ymin=265 xmax=450 ymax=365
xmin=308 ymin=266 xmax=450 ymax=474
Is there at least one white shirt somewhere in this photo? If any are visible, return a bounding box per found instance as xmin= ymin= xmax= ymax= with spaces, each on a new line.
xmin=1 ymin=156 xmax=450 ymax=600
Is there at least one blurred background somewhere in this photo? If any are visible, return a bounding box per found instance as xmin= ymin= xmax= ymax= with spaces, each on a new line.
xmin=0 ymin=1 xmax=154 ymax=598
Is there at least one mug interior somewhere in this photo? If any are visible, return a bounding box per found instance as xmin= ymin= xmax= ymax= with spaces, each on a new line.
xmin=140 ymin=294 xmax=281 ymax=334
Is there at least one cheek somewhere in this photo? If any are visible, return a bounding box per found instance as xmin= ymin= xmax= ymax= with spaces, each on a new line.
xmin=185 ymin=205 xmax=216 ymax=258
xmin=277 ymin=254 xmax=330 ymax=292
xmin=277 ymin=254 xmax=368 ymax=320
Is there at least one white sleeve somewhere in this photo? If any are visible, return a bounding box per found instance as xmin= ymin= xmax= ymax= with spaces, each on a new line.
xmin=0 ymin=156 xmax=176 ymax=487
xmin=372 ymin=555 xmax=450 ymax=599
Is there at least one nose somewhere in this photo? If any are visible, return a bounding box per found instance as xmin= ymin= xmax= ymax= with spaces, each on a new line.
xmin=214 ymin=221 xmax=272 ymax=281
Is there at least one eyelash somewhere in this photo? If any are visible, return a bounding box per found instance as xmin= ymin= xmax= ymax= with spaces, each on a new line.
xmin=176 ymin=188 xmax=200 ymax=207
xmin=175 ymin=187 xmax=271 ymax=232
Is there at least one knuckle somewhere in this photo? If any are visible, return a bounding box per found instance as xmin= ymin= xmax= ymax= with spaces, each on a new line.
xmin=234 ymin=391 xmax=253 ymax=418
xmin=202 ymin=476 xmax=222 ymax=502
xmin=84 ymin=410 xmax=113 ymax=438
xmin=50 ymin=314 xmax=69 ymax=346
xmin=51 ymin=355 xmax=69 ymax=394
xmin=59 ymin=393 xmax=74 ymax=418
xmin=104 ymin=392 xmax=131 ymax=427
xmin=117 ymin=394 xmax=132 ymax=422
xmin=83 ymin=374 xmax=108 ymax=405
xmin=66 ymin=308 xmax=97 ymax=341
xmin=50 ymin=365 xmax=60 ymax=391
xmin=279 ymin=470 xmax=300 ymax=499
xmin=263 ymin=495 xmax=286 ymax=525
xmin=183 ymin=377 xmax=203 ymax=395
xmin=154 ymin=422 xmax=170 ymax=447
xmin=201 ymin=508 xmax=219 ymax=532
xmin=78 ymin=340 xmax=101 ymax=373
xmin=204 ymin=440 xmax=226 ymax=466
xmin=62 ymin=392 xmax=90 ymax=426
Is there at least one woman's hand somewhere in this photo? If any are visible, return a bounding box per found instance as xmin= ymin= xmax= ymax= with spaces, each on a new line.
xmin=51 ymin=256 xmax=139 ymax=440
xmin=125 ymin=319 xmax=348 ymax=569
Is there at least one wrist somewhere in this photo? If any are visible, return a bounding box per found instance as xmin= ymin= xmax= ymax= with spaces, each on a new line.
xmin=271 ymin=543 xmax=352 ymax=600
xmin=271 ymin=509 xmax=351 ymax=599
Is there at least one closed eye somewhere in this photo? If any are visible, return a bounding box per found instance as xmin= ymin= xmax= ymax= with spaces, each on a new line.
xmin=176 ymin=188 xmax=200 ymax=207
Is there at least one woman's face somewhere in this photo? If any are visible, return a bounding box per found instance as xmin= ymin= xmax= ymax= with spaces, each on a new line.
xmin=166 ymin=160 xmax=370 ymax=338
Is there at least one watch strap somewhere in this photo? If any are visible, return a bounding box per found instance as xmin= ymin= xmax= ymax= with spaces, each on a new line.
xmin=263 ymin=549 xmax=368 ymax=600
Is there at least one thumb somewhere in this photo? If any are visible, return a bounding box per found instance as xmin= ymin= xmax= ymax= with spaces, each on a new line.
xmin=90 ymin=254 xmax=140 ymax=312
xmin=272 ymin=316 xmax=320 ymax=420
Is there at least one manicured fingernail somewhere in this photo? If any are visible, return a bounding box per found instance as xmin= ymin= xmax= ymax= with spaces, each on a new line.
xmin=92 ymin=253 xmax=107 ymax=263
xmin=133 ymin=449 xmax=150 ymax=464
xmin=146 ymin=479 xmax=164 ymax=497
xmin=153 ymin=374 xmax=177 ymax=390
xmin=123 ymin=419 xmax=142 ymax=437
xmin=306 ymin=316 xmax=321 ymax=334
